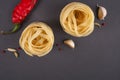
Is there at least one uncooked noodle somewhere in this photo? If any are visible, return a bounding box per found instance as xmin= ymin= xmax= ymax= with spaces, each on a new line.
xmin=19 ymin=22 xmax=54 ymax=57
xmin=60 ymin=2 xmax=94 ymax=37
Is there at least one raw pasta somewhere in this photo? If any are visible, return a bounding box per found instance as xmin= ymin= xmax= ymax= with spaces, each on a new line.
xmin=60 ymin=2 xmax=94 ymax=37
xmin=19 ymin=22 xmax=54 ymax=57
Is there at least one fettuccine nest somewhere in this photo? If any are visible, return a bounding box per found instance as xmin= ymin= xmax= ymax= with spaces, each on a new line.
xmin=19 ymin=22 xmax=54 ymax=57
xmin=60 ymin=2 xmax=95 ymax=37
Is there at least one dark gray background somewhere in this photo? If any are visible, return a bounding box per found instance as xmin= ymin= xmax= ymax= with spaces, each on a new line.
xmin=0 ymin=0 xmax=120 ymax=80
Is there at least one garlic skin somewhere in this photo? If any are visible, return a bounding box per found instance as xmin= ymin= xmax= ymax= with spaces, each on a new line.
xmin=64 ymin=39 xmax=75 ymax=48
xmin=97 ymin=5 xmax=107 ymax=20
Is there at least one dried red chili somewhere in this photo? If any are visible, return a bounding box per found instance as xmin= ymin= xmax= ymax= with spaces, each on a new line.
xmin=0 ymin=0 xmax=38 ymax=34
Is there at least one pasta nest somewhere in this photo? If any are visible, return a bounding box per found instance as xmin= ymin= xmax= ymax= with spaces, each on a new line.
xmin=60 ymin=2 xmax=95 ymax=37
xmin=19 ymin=22 xmax=54 ymax=57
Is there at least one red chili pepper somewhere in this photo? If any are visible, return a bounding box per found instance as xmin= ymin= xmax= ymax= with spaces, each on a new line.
xmin=0 ymin=0 xmax=38 ymax=34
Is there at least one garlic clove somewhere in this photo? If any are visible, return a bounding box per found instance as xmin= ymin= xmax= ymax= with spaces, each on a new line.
xmin=97 ymin=5 xmax=107 ymax=20
xmin=64 ymin=39 xmax=75 ymax=48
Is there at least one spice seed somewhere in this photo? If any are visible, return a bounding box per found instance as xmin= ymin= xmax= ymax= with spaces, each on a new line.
xmin=7 ymin=48 xmax=16 ymax=52
xmin=94 ymin=22 xmax=101 ymax=28
xmin=101 ymin=23 xmax=105 ymax=26
xmin=55 ymin=43 xmax=59 ymax=46
xmin=13 ymin=52 xmax=19 ymax=58
xmin=17 ymin=47 xmax=22 ymax=50
xmin=2 ymin=50 xmax=6 ymax=54
xmin=58 ymin=48 xmax=62 ymax=51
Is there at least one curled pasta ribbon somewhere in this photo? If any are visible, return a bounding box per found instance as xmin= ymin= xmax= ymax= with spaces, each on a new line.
xmin=60 ymin=2 xmax=94 ymax=37
xmin=19 ymin=22 xmax=54 ymax=57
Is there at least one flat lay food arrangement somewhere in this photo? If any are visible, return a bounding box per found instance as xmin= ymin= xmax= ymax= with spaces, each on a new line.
xmin=1 ymin=0 xmax=120 ymax=80
xmin=0 ymin=1 xmax=107 ymax=57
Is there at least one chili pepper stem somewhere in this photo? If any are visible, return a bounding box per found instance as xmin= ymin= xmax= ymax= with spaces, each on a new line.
xmin=0 ymin=24 xmax=20 ymax=35
xmin=11 ymin=24 xmax=20 ymax=32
